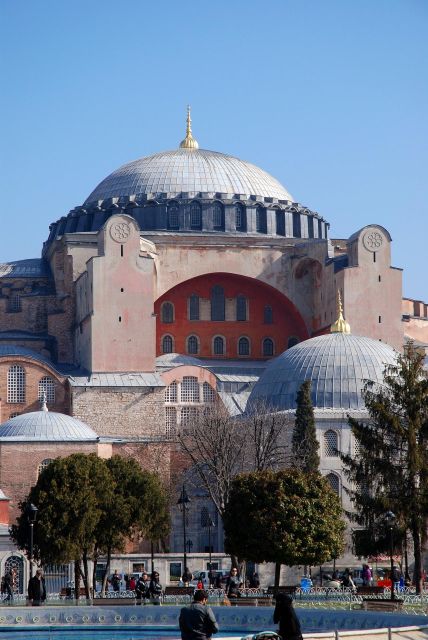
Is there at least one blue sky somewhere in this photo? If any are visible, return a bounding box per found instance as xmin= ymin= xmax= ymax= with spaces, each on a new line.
xmin=1 ymin=0 xmax=427 ymax=299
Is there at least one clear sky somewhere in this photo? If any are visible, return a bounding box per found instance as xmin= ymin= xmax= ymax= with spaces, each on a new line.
xmin=1 ymin=0 xmax=427 ymax=300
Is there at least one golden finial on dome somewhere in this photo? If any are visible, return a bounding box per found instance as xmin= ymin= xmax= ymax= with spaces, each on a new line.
xmin=179 ymin=105 xmax=199 ymax=150
xmin=330 ymin=290 xmax=351 ymax=334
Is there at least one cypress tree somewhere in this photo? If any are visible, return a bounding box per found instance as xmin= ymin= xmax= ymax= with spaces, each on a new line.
xmin=292 ymin=380 xmax=320 ymax=472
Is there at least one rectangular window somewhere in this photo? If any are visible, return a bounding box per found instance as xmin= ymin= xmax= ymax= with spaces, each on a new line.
xmin=275 ymin=211 xmax=285 ymax=236
xmin=307 ymin=216 xmax=314 ymax=238
xmin=189 ymin=295 xmax=200 ymax=321
xmin=292 ymin=212 xmax=301 ymax=237
xmin=8 ymin=293 xmax=21 ymax=313
xmin=165 ymin=407 xmax=177 ymax=439
xmin=181 ymin=377 xmax=200 ymax=403
xmin=318 ymin=219 xmax=323 ymax=238
xmin=169 ymin=562 xmax=182 ymax=582
xmin=236 ymin=296 xmax=247 ymax=321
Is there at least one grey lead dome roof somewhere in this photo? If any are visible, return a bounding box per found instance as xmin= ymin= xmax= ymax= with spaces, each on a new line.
xmin=0 ymin=411 xmax=99 ymax=442
xmin=248 ymin=333 xmax=398 ymax=412
xmin=85 ymin=148 xmax=293 ymax=203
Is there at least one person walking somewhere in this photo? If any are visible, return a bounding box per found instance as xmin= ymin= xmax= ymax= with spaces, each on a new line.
xmin=273 ymin=593 xmax=303 ymax=640
xmin=149 ymin=570 xmax=163 ymax=605
xmin=179 ymin=589 xmax=219 ymax=640
xmin=182 ymin=567 xmax=193 ymax=587
xmin=28 ymin=569 xmax=46 ymax=606
xmin=3 ymin=568 xmax=16 ymax=603
xmin=226 ymin=567 xmax=242 ymax=599
xmin=135 ymin=573 xmax=150 ymax=604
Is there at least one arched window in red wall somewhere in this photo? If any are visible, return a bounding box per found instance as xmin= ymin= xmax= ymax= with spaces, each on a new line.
xmin=162 ymin=334 xmax=174 ymax=354
xmin=161 ymin=302 xmax=174 ymax=323
xmin=189 ymin=294 xmax=200 ymax=320
xmin=238 ymin=337 xmax=250 ymax=356
xmin=262 ymin=338 xmax=274 ymax=357
xmin=211 ymin=286 xmax=225 ymax=321
xmin=236 ymin=295 xmax=247 ymax=321
xmin=264 ymin=305 xmax=273 ymax=324
xmin=187 ymin=335 xmax=199 ymax=355
xmin=213 ymin=336 xmax=225 ymax=356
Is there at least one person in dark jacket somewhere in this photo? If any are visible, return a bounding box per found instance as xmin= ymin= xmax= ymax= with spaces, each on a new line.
xmin=3 ymin=568 xmax=16 ymax=603
xmin=226 ymin=567 xmax=242 ymax=598
xmin=149 ymin=571 xmax=163 ymax=604
xmin=182 ymin=567 xmax=193 ymax=586
xmin=179 ymin=589 xmax=219 ymax=640
xmin=28 ymin=569 xmax=47 ymax=606
xmin=273 ymin=593 xmax=303 ymax=640
xmin=135 ymin=573 xmax=150 ymax=604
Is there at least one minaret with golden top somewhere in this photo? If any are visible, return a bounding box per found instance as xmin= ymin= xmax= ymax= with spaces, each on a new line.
xmin=330 ymin=290 xmax=351 ymax=334
xmin=179 ymin=106 xmax=199 ymax=150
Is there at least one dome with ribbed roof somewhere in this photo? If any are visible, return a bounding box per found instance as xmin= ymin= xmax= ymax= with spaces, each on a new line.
xmin=248 ymin=333 xmax=398 ymax=412
xmin=85 ymin=148 xmax=293 ymax=204
xmin=0 ymin=411 xmax=98 ymax=442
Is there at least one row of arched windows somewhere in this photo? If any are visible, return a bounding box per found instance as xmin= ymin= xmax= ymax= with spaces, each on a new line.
xmin=162 ymin=295 xmax=276 ymax=325
xmin=166 ymin=201 xmax=325 ymax=238
xmin=162 ymin=334 xmax=277 ymax=357
xmin=7 ymin=365 xmax=56 ymax=404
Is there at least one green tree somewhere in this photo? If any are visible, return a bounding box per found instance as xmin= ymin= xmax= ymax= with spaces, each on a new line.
xmin=10 ymin=453 xmax=170 ymax=599
xmin=223 ymin=469 xmax=345 ymax=575
xmin=341 ymin=343 xmax=428 ymax=593
xmin=292 ymin=380 xmax=320 ymax=472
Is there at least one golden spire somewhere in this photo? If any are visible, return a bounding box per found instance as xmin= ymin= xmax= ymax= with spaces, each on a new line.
xmin=330 ymin=290 xmax=351 ymax=334
xmin=179 ymin=105 xmax=199 ymax=150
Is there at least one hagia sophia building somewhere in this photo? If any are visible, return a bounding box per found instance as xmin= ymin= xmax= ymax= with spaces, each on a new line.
xmin=0 ymin=108 xmax=427 ymax=586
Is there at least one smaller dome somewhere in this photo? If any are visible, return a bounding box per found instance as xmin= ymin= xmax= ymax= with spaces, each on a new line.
xmin=156 ymin=352 xmax=202 ymax=369
xmin=248 ymin=333 xmax=398 ymax=412
xmin=0 ymin=411 xmax=98 ymax=442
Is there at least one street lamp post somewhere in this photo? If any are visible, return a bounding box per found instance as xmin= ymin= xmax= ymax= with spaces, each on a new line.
xmin=177 ymin=485 xmax=190 ymax=574
xmin=27 ymin=503 xmax=38 ymax=578
xmin=186 ymin=539 xmax=193 ymax=554
xmin=385 ymin=511 xmax=396 ymax=601
xmin=206 ymin=516 xmax=215 ymax=575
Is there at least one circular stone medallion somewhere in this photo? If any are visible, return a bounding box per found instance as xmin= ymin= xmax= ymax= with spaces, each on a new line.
xmin=110 ymin=221 xmax=131 ymax=243
xmin=363 ymin=229 xmax=383 ymax=251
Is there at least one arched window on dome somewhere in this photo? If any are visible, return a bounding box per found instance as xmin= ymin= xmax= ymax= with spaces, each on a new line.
xmin=275 ymin=210 xmax=285 ymax=236
xmin=7 ymin=364 xmax=25 ymax=403
xmin=37 ymin=458 xmax=53 ymax=478
xmin=264 ymin=305 xmax=273 ymax=324
xmin=187 ymin=335 xmax=199 ymax=355
xmin=262 ymin=338 xmax=274 ymax=357
xmin=326 ymin=472 xmax=340 ymax=496
xmin=235 ymin=203 xmax=246 ymax=231
xmin=211 ymin=286 xmax=225 ymax=321
xmin=189 ymin=294 xmax=200 ymax=321
xmin=190 ymin=201 xmax=202 ymax=230
xmin=236 ymin=295 xmax=247 ymax=321
xmin=324 ymin=430 xmax=339 ymax=457
xmin=256 ymin=206 xmax=267 ymax=234
xmin=38 ymin=376 xmax=55 ymax=404
xmin=161 ymin=302 xmax=174 ymax=324
xmin=162 ymin=335 xmax=174 ymax=354
xmin=213 ymin=202 xmax=224 ymax=230
xmin=167 ymin=202 xmax=180 ymax=230
xmin=287 ymin=336 xmax=299 ymax=349
xmin=213 ymin=336 xmax=225 ymax=356
xmin=238 ymin=337 xmax=250 ymax=356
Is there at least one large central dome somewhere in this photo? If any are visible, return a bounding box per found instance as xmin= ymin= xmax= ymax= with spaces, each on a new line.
xmin=85 ymin=148 xmax=293 ymax=204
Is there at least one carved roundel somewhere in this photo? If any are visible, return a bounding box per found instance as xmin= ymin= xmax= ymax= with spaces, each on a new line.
xmin=363 ymin=229 xmax=384 ymax=252
xmin=110 ymin=221 xmax=131 ymax=243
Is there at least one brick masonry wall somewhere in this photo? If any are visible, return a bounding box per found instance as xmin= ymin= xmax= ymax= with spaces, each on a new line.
xmin=0 ymin=442 xmax=98 ymax=523
xmin=0 ymin=358 xmax=68 ymax=422
xmin=71 ymin=386 xmax=166 ymax=438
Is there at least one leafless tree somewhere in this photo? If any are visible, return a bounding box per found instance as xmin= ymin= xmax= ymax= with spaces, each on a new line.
xmin=240 ymin=401 xmax=293 ymax=472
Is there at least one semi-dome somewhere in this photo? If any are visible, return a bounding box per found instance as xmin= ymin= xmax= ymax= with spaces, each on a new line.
xmin=248 ymin=333 xmax=398 ymax=412
xmin=0 ymin=410 xmax=99 ymax=442
xmin=85 ymin=148 xmax=293 ymax=204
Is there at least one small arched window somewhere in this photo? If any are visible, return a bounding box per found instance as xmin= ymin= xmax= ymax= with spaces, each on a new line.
xmin=167 ymin=202 xmax=180 ymax=229
xmin=236 ymin=295 xmax=247 ymax=321
xmin=256 ymin=206 xmax=267 ymax=233
xmin=7 ymin=364 xmax=25 ymax=403
xmin=38 ymin=376 xmax=55 ymax=404
xmin=211 ymin=285 xmax=225 ymax=321
xmin=326 ymin=473 xmax=340 ymax=495
xmin=235 ymin=203 xmax=245 ymax=230
xmin=213 ymin=202 xmax=224 ymax=230
xmin=189 ymin=294 xmax=200 ymax=321
xmin=264 ymin=305 xmax=273 ymax=324
xmin=287 ymin=336 xmax=299 ymax=349
xmin=190 ymin=201 xmax=202 ymax=229
xmin=165 ymin=381 xmax=178 ymax=403
xmin=324 ymin=430 xmax=339 ymax=457
xmin=238 ymin=337 xmax=250 ymax=356
xmin=161 ymin=302 xmax=174 ymax=323
xmin=187 ymin=335 xmax=199 ymax=355
xmin=262 ymin=338 xmax=274 ymax=356
xmin=37 ymin=458 xmax=53 ymax=477
xmin=213 ymin=336 xmax=225 ymax=356
xmin=162 ymin=335 xmax=174 ymax=354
